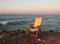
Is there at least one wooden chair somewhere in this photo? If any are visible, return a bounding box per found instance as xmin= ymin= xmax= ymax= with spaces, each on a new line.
xmin=28 ymin=17 xmax=43 ymax=38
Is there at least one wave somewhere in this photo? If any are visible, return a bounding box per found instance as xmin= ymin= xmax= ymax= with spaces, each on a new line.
xmin=0 ymin=21 xmax=7 ymax=25
xmin=0 ymin=20 xmax=29 ymax=25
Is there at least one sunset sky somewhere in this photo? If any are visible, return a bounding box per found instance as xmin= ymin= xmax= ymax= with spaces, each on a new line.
xmin=0 ymin=0 xmax=60 ymax=14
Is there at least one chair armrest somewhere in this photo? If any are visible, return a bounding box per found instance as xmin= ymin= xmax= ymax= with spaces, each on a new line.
xmin=28 ymin=24 xmax=34 ymax=28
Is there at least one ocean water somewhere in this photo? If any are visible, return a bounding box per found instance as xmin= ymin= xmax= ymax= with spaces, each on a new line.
xmin=0 ymin=15 xmax=60 ymax=32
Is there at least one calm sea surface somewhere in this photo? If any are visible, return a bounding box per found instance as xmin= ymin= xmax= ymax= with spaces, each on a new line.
xmin=0 ymin=15 xmax=60 ymax=32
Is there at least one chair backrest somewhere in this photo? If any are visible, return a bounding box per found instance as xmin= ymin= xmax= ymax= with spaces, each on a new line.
xmin=34 ymin=17 xmax=42 ymax=27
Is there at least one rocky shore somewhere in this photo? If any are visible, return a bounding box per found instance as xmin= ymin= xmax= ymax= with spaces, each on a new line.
xmin=0 ymin=29 xmax=60 ymax=44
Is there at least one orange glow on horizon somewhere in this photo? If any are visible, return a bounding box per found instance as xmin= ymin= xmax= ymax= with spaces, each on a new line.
xmin=0 ymin=5 xmax=60 ymax=14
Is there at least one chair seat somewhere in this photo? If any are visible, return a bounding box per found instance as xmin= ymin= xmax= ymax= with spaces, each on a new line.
xmin=30 ymin=28 xmax=38 ymax=32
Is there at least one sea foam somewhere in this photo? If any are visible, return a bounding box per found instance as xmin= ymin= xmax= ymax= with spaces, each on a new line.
xmin=0 ymin=21 xmax=8 ymax=25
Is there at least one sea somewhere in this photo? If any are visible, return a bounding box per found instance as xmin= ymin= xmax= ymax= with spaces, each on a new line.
xmin=0 ymin=14 xmax=60 ymax=32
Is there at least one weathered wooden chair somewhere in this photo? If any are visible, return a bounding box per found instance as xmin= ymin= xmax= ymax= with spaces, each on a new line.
xmin=29 ymin=17 xmax=42 ymax=38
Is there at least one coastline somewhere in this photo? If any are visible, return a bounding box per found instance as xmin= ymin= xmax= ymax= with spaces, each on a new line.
xmin=0 ymin=29 xmax=60 ymax=44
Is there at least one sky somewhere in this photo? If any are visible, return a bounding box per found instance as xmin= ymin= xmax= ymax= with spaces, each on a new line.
xmin=0 ymin=0 xmax=60 ymax=14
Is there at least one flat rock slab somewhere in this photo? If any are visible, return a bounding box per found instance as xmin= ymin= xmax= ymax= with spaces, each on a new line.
xmin=41 ymin=32 xmax=60 ymax=44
